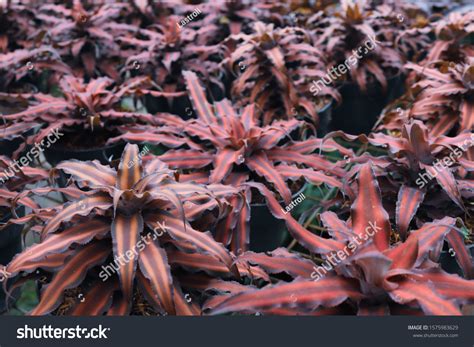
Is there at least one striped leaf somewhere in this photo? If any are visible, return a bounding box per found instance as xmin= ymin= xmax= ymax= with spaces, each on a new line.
xmin=30 ymin=242 xmax=110 ymax=316
xmin=183 ymin=70 xmax=216 ymax=124
xmin=138 ymin=239 xmax=175 ymax=314
xmin=117 ymin=143 xmax=142 ymax=190
xmin=8 ymin=220 xmax=109 ymax=275
xmin=211 ymin=277 xmax=362 ymax=315
xmin=41 ymin=194 xmax=112 ymax=238
xmin=390 ymin=279 xmax=461 ymax=315
xmin=111 ymin=213 xmax=143 ymax=305
xmin=246 ymin=182 xmax=345 ymax=254
xmin=246 ymin=151 xmax=291 ymax=204
xmin=148 ymin=212 xmax=239 ymax=278
xmin=396 ymin=185 xmax=425 ymax=240
xmin=69 ymin=280 xmax=116 ymax=316
xmin=57 ymin=160 xmax=117 ymax=187
xmin=351 ymin=163 xmax=391 ymax=251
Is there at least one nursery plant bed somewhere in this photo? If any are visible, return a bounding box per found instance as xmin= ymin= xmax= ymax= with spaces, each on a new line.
xmin=330 ymin=74 xmax=405 ymax=135
xmin=2 ymin=0 xmax=474 ymax=321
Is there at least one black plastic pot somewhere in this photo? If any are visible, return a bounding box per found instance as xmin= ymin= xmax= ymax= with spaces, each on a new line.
xmin=0 ymin=206 xmax=25 ymax=313
xmin=330 ymin=74 xmax=405 ymax=135
xmin=249 ymin=185 xmax=307 ymax=252
xmin=439 ymin=245 xmax=474 ymax=277
xmin=44 ymin=141 xmax=125 ymax=167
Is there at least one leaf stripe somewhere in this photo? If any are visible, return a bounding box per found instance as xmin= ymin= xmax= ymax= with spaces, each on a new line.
xmin=111 ymin=213 xmax=143 ymax=305
xmin=117 ymin=143 xmax=142 ymax=190
xmin=138 ymin=240 xmax=175 ymax=314
xmin=183 ymin=70 xmax=216 ymax=124
xmin=30 ymin=242 xmax=110 ymax=315
xmin=396 ymin=185 xmax=424 ymax=240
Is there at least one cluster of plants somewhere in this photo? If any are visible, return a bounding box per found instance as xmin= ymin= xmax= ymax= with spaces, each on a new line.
xmin=0 ymin=0 xmax=473 ymax=316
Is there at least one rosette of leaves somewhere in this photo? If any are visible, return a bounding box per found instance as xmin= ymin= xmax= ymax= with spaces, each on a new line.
xmin=329 ymin=120 xmax=474 ymax=272
xmin=424 ymin=11 xmax=474 ymax=64
xmin=195 ymin=0 xmax=259 ymax=44
xmin=377 ymin=60 xmax=473 ymax=137
xmin=1 ymin=74 xmax=154 ymax=156
xmin=121 ymin=0 xmax=175 ymax=28
xmin=3 ymin=144 xmax=247 ymax=315
xmin=228 ymin=21 xmax=338 ymax=125
xmin=310 ymin=0 xmax=407 ymax=93
xmin=34 ymin=1 xmax=131 ymax=80
xmin=208 ymin=163 xmax=474 ymax=316
xmin=0 ymin=1 xmax=38 ymax=53
xmin=110 ymin=71 xmax=350 ymax=252
xmin=405 ymin=59 xmax=474 ymax=136
xmin=371 ymin=2 xmax=432 ymax=60
xmin=120 ymin=15 xmax=226 ymax=96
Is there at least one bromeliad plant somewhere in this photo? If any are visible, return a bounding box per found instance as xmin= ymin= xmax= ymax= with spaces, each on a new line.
xmin=333 ymin=120 xmax=473 ymax=223
xmin=1 ymin=74 xmax=155 ymax=155
xmin=379 ymin=57 xmax=473 ymax=137
xmin=328 ymin=121 xmax=474 ymax=275
xmin=208 ymin=163 xmax=474 ymax=316
xmin=197 ymin=1 xmax=259 ymax=43
xmin=112 ymin=71 xmax=348 ymax=196
xmin=4 ymin=144 xmax=247 ymax=315
xmin=227 ymin=21 xmax=337 ymax=125
xmin=407 ymin=58 xmax=474 ymax=136
xmin=120 ymin=16 xmax=226 ymax=95
xmin=423 ymin=11 xmax=474 ymax=65
xmin=34 ymin=1 xmax=131 ymax=80
xmin=0 ymin=1 xmax=37 ymax=54
xmin=109 ymin=71 xmax=349 ymax=252
xmin=309 ymin=0 xmax=414 ymax=92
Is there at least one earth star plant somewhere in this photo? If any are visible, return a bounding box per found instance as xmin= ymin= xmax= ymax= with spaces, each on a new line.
xmin=4 ymin=144 xmax=245 ymax=315
xmin=209 ymin=163 xmax=474 ymax=316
